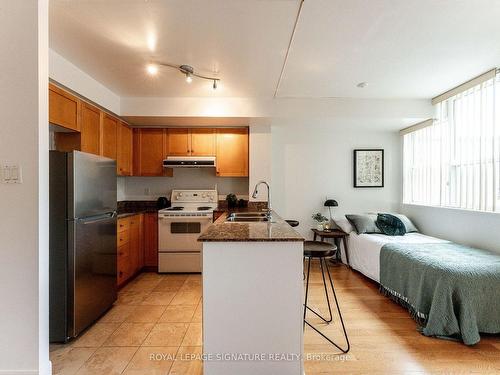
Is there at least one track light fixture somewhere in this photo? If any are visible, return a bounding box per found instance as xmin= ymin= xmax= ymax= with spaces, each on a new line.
xmin=147 ymin=62 xmax=220 ymax=90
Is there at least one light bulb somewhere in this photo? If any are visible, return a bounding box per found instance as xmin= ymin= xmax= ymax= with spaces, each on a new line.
xmin=146 ymin=64 xmax=158 ymax=75
xmin=186 ymin=73 xmax=193 ymax=83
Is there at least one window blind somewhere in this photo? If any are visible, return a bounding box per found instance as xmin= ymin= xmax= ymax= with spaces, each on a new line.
xmin=403 ymin=72 xmax=500 ymax=212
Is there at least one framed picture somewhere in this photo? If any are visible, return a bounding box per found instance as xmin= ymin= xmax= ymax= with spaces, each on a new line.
xmin=353 ymin=149 xmax=384 ymax=188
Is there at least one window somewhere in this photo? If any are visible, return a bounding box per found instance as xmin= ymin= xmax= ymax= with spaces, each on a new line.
xmin=403 ymin=72 xmax=500 ymax=212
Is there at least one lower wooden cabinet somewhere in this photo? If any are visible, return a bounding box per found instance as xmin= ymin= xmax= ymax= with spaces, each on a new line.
xmin=117 ymin=213 xmax=145 ymax=287
xmin=144 ymin=212 xmax=158 ymax=268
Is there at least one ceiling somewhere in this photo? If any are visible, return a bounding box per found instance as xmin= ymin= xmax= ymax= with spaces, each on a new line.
xmin=50 ymin=0 xmax=500 ymax=99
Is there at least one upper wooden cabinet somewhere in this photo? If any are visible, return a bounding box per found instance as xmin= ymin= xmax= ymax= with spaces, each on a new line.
xmin=167 ymin=128 xmax=215 ymax=156
xmin=80 ymin=102 xmax=101 ymax=155
xmin=168 ymin=128 xmax=190 ymax=156
xmin=101 ymin=114 xmax=118 ymax=160
xmin=216 ymin=128 xmax=249 ymax=177
xmin=117 ymin=122 xmax=133 ymax=176
xmin=49 ymin=84 xmax=80 ymax=131
xmin=133 ymin=128 xmax=173 ymax=177
xmin=191 ymin=128 xmax=216 ymax=156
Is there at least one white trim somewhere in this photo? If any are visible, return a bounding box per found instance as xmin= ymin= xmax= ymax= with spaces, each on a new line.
xmin=431 ymin=68 xmax=497 ymax=105
xmin=0 ymin=371 xmax=39 ymax=375
xmin=399 ymin=118 xmax=433 ymax=135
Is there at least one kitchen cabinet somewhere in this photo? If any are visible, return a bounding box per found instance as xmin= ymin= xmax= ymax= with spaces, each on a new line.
xmin=191 ymin=128 xmax=216 ymax=156
xmin=167 ymin=128 xmax=216 ymax=156
xmin=167 ymin=128 xmax=190 ymax=156
xmin=144 ymin=212 xmax=158 ymax=268
xmin=133 ymin=128 xmax=173 ymax=177
xmin=80 ymin=102 xmax=101 ymax=155
xmin=117 ymin=214 xmax=145 ymax=287
xmin=117 ymin=122 xmax=133 ymax=176
xmin=216 ymin=128 xmax=249 ymax=177
xmin=117 ymin=216 xmax=132 ymax=286
xmin=49 ymin=83 xmax=80 ymax=131
xmin=129 ymin=214 xmax=144 ymax=272
xmin=101 ymin=114 xmax=118 ymax=160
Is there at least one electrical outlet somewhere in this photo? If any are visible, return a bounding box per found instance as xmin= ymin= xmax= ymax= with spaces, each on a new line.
xmin=1 ymin=164 xmax=22 ymax=184
xmin=144 ymin=187 xmax=151 ymax=195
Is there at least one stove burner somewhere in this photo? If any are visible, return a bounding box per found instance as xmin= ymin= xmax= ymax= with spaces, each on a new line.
xmin=167 ymin=206 xmax=184 ymax=211
xmin=197 ymin=206 xmax=212 ymax=211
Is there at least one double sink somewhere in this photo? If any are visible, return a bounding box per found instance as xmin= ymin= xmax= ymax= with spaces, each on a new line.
xmin=225 ymin=212 xmax=270 ymax=222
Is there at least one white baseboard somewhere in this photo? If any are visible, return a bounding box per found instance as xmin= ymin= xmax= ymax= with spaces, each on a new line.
xmin=0 ymin=360 xmax=52 ymax=375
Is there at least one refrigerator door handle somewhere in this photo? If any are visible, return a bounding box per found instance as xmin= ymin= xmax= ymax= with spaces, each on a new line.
xmin=76 ymin=211 xmax=117 ymax=225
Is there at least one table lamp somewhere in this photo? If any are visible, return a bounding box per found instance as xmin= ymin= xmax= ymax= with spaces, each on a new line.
xmin=324 ymin=199 xmax=338 ymax=222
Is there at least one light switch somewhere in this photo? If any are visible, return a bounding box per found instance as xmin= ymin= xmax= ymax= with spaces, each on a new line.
xmin=1 ymin=164 xmax=22 ymax=184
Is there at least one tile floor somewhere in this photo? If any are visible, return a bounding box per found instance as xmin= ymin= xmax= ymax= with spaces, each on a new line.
xmin=50 ymin=264 xmax=500 ymax=375
xmin=50 ymin=273 xmax=202 ymax=375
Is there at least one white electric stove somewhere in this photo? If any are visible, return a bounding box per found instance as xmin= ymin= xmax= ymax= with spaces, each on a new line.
xmin=158 ymin=189 xmax=218 ymax=272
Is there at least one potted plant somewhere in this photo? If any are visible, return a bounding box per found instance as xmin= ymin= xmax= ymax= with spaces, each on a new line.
xmin=311 ymin=213 xmax=328 ymax=231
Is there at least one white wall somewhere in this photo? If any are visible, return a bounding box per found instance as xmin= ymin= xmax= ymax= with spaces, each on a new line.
xmin=249 ymin=120 xmax=272 ymax=201
xmin=271 ymin=120 xmax=401 ymax=239
xmin=401 ymin=204 xmax=500 ymax=253
xmin=49 ymin=49 xmax=121 ymax=114
xmin=120 ymin=170 xmax=248 ymax=201
xmin=0 ymin=1 xmax=50 ymax=374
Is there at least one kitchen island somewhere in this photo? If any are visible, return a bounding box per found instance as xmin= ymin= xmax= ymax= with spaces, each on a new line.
xmin=198 ymin=211 xmax=305 ymax=375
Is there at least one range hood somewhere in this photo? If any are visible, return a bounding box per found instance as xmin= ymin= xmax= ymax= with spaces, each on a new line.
xmin=163 ymin=156 xmax=216 ymax=168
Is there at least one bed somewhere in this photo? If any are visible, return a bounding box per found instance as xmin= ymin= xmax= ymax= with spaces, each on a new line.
xmin=345 ymin=231 xmax=448 ymax=283
xmin=336 ymin=217 xmax=500 ymax=345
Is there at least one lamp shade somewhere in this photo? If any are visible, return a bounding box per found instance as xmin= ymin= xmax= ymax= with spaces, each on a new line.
xmin=324 ymin=199 xmax=338 ymax=207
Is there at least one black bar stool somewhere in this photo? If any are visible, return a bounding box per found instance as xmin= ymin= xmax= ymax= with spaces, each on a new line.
xmin=303 ymin=240 xmax=350 ymax=353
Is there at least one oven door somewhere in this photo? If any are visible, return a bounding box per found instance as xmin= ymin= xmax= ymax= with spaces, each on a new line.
xmin=158 ymin=214 xmax=212 ymax=252
xmin=158 ymin=214 xmax=212 ymax=273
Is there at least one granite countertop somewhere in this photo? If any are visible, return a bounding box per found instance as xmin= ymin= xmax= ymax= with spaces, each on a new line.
xmin=198 ymin=210 xmax=304 ymax=242
xmin=117 ymin=210 xmax=156 ymax=219
xmin=117 ymin=201 xmax=159 ymax=219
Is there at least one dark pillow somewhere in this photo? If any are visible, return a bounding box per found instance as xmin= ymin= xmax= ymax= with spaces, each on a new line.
xmin=379 ymin=213 xmax=419 ymax=233
xmin=345 ymin=214 xmax=382 ymax=234
xmin=376 ymin=214 xmax=406 ymax=236
xmin=394 ymin=214 xmax=419 ymax=233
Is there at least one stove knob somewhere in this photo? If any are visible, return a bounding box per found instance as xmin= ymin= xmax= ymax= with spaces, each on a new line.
xmin=202 ymin=193 xmax=207 ymax=198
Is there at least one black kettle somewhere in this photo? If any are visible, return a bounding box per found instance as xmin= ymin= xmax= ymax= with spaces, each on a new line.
xmin=157 ymin=196 xmax=171 ymax=209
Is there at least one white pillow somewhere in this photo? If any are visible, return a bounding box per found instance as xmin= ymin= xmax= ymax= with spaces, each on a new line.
xmin=334 ymin=218 xmax=354 ymax=234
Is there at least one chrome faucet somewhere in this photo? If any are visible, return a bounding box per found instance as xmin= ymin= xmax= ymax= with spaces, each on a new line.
xmin=252 ymin=180 xmax=272 ymax=219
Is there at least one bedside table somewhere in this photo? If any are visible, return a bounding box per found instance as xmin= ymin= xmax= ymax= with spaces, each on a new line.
xmin=311 ymin=228 xmax=350 ymax=267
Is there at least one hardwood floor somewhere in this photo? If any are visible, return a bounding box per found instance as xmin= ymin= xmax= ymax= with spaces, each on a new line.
xmin=50 ymin=264 xmax=500 ymax=375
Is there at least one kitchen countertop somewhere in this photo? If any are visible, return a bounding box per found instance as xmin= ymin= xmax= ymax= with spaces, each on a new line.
xmin=117 ymin=200 xmax=159 ymax=219
xmin=198 ymin=210 xmax=304 ymax=242
xmin=116 ymin=210 xmax=155 ymax=219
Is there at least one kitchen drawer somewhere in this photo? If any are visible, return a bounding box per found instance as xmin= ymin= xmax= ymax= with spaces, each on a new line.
xmin=117 ymin=230 xmax=130 ymax=246
xmin=117 ymin=254 xmax=131 ymax=285
xmin=118 ymin=242 xmax=131 ymax=259
xmin=118 ymin=218 xmax=130 ymax=233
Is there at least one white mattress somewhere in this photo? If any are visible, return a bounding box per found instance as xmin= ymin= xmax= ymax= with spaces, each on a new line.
xmin=345 ymin=232 xmax=449 ymax=283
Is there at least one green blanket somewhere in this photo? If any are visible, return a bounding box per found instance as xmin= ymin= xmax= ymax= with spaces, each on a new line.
xmin=380 ymin=242 xmax=500 ymax=345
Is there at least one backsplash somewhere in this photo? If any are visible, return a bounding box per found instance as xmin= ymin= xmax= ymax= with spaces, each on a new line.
xmin=117 ymin=200 xmax=158 ymax=214
xmin=118 ymin=168 xmax=249 ymax=201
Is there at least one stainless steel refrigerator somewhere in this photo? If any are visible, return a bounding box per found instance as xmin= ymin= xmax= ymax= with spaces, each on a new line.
xmin=49 ymin=150 xmax=117 ymax=342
